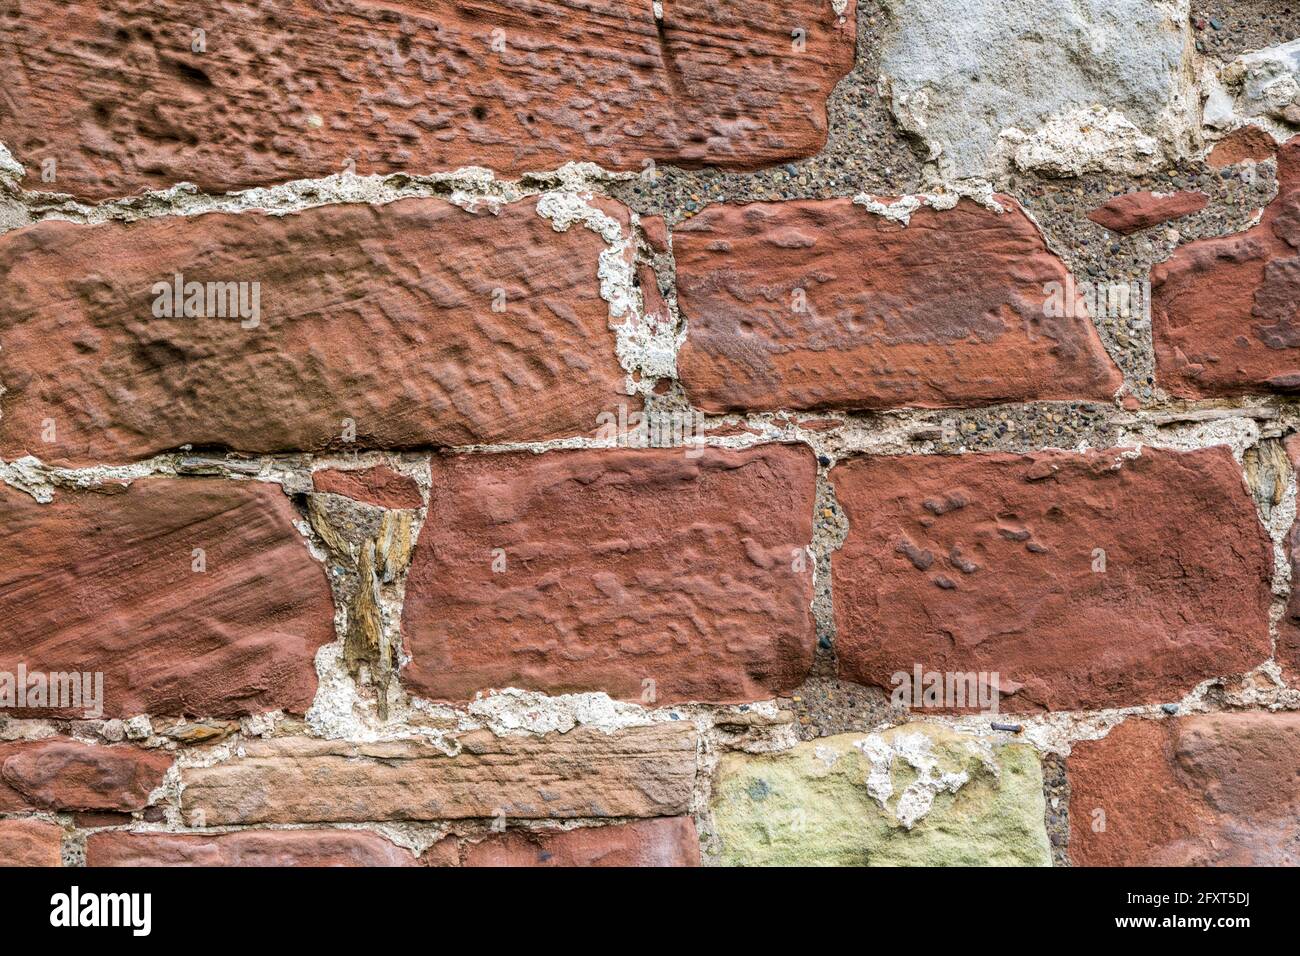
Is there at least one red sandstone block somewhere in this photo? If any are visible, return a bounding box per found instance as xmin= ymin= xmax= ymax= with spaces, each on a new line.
xmin=0 ymin=197 xmax=631 ymax=466
xmin=831 ymin=446 xmax=1272 ymax=712
xmin=402 ymin=445 xmax=818 ymax=705
xmin=460 ymin=818 xmax=700 ymax=867
xmin=1208 ymin=126 xmax=1278 ymax=168
xmin=0 ymin=479 xmax=334 ymax=718
xmin=1086 ymin=190 xmax=1207 ymax=235
xmin=1068 ymin=713 xmax=1300 ymax=865
xmin=0 ymin=0 xmax=855 ymax=200
xmin=0 ymin=739 xmax=171 ymax=813
xmin=1153 ymin=137 xmax=1300 ymax=396
xmin=86 ymin=829 xmax=417 ymax=867
xmin=312 ymin=465 xmax=423 ymax=510
xmin=674 ymin=197 xmax=1121 ymax=413
xmin=0 ymin=819 xmax=64 ymax=866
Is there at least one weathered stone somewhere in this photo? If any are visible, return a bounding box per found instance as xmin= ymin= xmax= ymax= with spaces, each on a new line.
xmin=180 ymin=725 xmax=698 ymax=825
xmin=1275 ymin=434 xmax=1300 ymax=686
xmin=86 ymin=828 xmax=417 ymax=866
xmin=711 ymin=725 xmax=1050 ymax=866
xmin=831 ymin=447 xmax=1272 ymax=712
xmin=0 ymin=739 xmax=171 ymax=813
xmin=1208 ymin=125 xmax=1279 ymax=167
xmin=455 ymin=818 xmax=700 ymax=866
xmin=1087 ymin=190 xmax=1208 ymax=235
xmin=0 ymin=197 xmax=632 ymax=465
xmin=0 ymin=0 xmax=855 ymax=200
xmin=402 ymin=446 xmax=817 ymax=705
xmin=0 ymin=479 xmax=334 ymax=718
xmin=876 ymin=0 xmax=1197 ymax=179
xmin=673 ymin=198 xmax=1121 ymax=414
xmin=312 ymin=466 xmax=423 ymax=510
xmin=1152 ymin=137 xmax=1300 ymax=396
xmin=1068 ymin=713 xmax=1300 ymax=866
xmin=0 ymin=819 xmax=63 ymax=867
xmin=1219 ymin=39 xmax=1300 ymax=128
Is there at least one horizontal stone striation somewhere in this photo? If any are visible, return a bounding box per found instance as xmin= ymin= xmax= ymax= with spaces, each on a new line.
xmin=0 ymin=479 xmax=333 ymax=718
xmin=1069 ymin=713 xmax=1300 ymax=866
xmin=0 ymin=819 xmax=64 ymax=867
xmin=312 ymin=465 xmax=423 ymax=510
xmin=0 ymin=0 xmax=855 ymax=200
xmin=86 ymin=829 xmax=417 ymax=867
xmin=1153 ymin=137 xmax=1300 ymax=396
xmin=430 ymin=817 xmax=700 ymax=866
xmin=402 ymin=445 xmax=818 ymax=705
xmin=674 ymin=197 xmax=1122 ymax=413
xmin=831 ymin=447 xmax=1272 ymax=712
xmin=180 ymin=724 xmax=698 ymax=825
xmin=0 ymin=197 xmax=631 ymax=466
xmin=0 ymin=739 xmax=171 ymax=813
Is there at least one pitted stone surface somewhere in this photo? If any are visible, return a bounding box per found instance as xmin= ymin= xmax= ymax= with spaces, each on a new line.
xmin=0 ymin=0 xmax=855 ymax=199
xmin=673 ymin=197 xmax=1122 ymax=413
xmin=1069 ymin=713 xmax=1300 ymax=865
xmin=402 ymin=445 xmax=818 ymax=705
xmin=1153 ymin=137 xmax=1300 ymax=396
xmin=0 ymin=196 xmax=631 ymax=465
xmin=831 ymin=447 xmax=1272 ymax=712
xmin=0 ymin=739 xmax=171 ymax=813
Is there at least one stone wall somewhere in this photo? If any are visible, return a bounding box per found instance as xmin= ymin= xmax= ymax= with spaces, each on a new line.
xmin=0 ymin=0 xmax=1298 ymax=867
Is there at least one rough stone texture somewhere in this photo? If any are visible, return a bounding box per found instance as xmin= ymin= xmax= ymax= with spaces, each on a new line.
xmin=711 ymin=725 xmax=1051 ymax=866
xmin=0 ymin=197 xmax=631 ymax=465
xmin=831 ymin=447 xmax=1272 ymax=712
xmin=1087 ymin=190 xmax=1209 ymax=234
xmin=1219 ymin=39 xmax=1300 ymax=127
xmin=1276 ymin=433 xmax=1300 ymax=685
xmin=0 ymin=739 xmax=171 ymax=813
xmin=1068 ymin=713 xmax=1300 ymax=866
xmin=0 ymin=819 xmax=63 ymax=866
xmin=0 ymin=479 xmax=333 ymax=718
xmin=86 ymin=829 xmax=417 ymax=866
xmin=1153 ymin=137 xmax=1300 ymax=396
xmin=876 ymin=0 xmax=1198 ymax=179
xmin=312 ymin=465 xmax=423 ymax=510
xmin=1207 ymin=125 xmax=1279 ymax=167
xmin=0 ymin=0 xmax=855 ymax=200
xmin=454 ymin=818 xmax=700 ymax=867
xmin=674 ymin=197 xmax=1122 ymax=413
xmin=180 ymin=724 xmax=698 ymax=825
xmin=402 ymin=446 xmax=817 ymax=705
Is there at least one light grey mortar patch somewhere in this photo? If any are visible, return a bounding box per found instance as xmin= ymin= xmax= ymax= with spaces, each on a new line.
xmin=877 ymin=0 xmax=1199 ymax=180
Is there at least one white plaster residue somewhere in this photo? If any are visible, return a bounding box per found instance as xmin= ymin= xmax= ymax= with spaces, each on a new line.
xmin=0 ymin=142 xmax=23 ymax=187
xmin=464 ymin=688 xmax=657 ymax=737
xmin=1004 ymin=106 xmax=1161 ymax=177
xmin=535 ymin=189 xmax=680 ymax=393
xmin=851 ymin=180 xmax=1004 ymax=226
xmin=855 ymin=730 xmax=971 ymax=829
